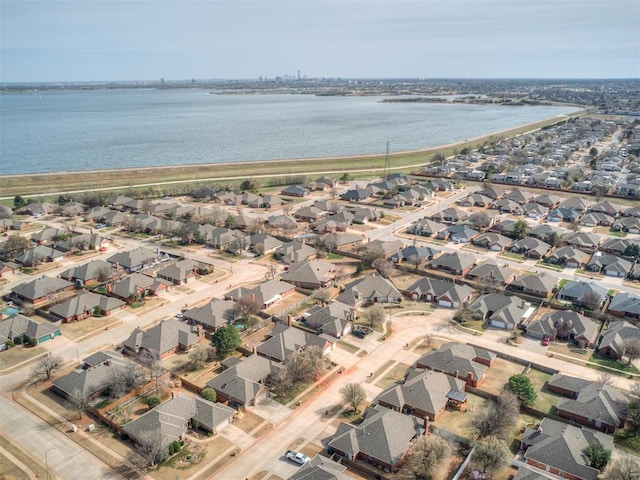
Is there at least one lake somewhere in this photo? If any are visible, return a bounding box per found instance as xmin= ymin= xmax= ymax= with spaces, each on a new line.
xmin=0 ymin=89 xmax=579 ymax=175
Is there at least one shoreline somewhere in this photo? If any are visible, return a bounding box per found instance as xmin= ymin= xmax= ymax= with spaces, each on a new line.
xmin=0 ymin=111 xmax=585 ymax=199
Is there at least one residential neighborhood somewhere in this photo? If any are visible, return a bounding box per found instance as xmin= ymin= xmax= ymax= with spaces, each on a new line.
xmin=1 ymin=116 xmax=639 ymax=480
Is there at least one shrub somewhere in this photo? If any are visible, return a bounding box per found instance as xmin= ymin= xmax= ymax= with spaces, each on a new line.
xmin=200 ymin=387 xmax=217 ymax=403
xmin=146 ymin=395 xmax=161 ymax=409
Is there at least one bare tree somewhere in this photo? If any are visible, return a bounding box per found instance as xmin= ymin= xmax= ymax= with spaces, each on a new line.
xmin=30 ymin=355 xmax=63 ymax=383
xmin=135 ymin=429 xmax=166 ymax=468
xmin=372 ymin=258 xmax=394 ymax=278
xmin=469 ymin=389 xmax=520 ymax=440
xmin=2 ymin=235 xmax=31 ymax=260
xmin=138 ymin=350 xmax=164 ymax=395
xmin=267 ymin=369 xmax=294 ymax=398
xmin=233 ymin=295 xmax=263 ymax=318
xmin=188 ymin=344 xmax=211 ymax=370
xmin=407 ymin=254 xmax=423 ymax=271
xmin=340 ymin=382 xmax=366 ymax=412
xmin=284 ymin=346 xmax=323 ymax=383
xmin=360 ymin=304 xmax=386 ymax=329
xmin=67 ymin=388 xmax=89 ymax=420
xmin=312 ymin=288 xmax=333 ymax=307
xmin=410 ymin=435 xmax=451 ymax=479
xmin=108 ymin=364 xmax=143 ymax=398
xmin=603 ymin=458 xmax=640 ymax=480
xmin=471 ymin=436 xmax=510 ymax=477
xmin=597 ymin=373 xmax=614 ymax=386
xmin=282 ymin=202 xmax=294 ymax=215
xmin=623 ymin=338 xmax=640 ymax=365
xmin=96 ymin=264 xmax=113 ymax=282
xmin=359 ymin=244 xmax=385 ymax=268
xmin=582 ymin=290 xmax=603 ymax=310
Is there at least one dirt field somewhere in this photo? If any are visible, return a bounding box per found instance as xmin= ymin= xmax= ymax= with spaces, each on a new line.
xmin=0 ymin=449 xmax=30 ymax=480
xmin=480 ymin=357 xmax=526 ymax=395
xmin=374 ymin=363 xmax=410 ymax=390
xmin=234 ymin=410 xmax=266 ymax=434
xmin=0 ymin=344 xmax=45 ymax=369
xmin=59 ymin=316 xmax=122 ymax=341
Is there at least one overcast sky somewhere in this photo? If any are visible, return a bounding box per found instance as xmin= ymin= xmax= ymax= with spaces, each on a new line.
xmin=1 ymin=0 xmax=639 ymax=82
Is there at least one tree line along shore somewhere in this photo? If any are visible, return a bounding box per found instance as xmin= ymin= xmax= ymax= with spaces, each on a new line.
xmin=0 ymin=113 xmax=581 ymax=201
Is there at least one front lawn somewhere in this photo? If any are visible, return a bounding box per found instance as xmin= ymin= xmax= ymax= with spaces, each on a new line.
xmin=588 ymin=354 xmax=640 ymax=375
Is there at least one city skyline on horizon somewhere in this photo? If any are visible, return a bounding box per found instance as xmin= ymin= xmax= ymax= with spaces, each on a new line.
xmin=2 ymin=0 xmax=639 ymax=83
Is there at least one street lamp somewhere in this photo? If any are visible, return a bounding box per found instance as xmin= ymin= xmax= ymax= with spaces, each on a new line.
xmin=45 ymin=447 xmax=56 ymax=480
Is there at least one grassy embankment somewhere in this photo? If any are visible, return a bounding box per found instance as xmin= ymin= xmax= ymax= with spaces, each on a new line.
xmin=0 ymin=113 xmax=581 ymax=202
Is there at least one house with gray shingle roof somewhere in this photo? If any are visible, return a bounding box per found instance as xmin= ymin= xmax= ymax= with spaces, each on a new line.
xmin=123 ymin=319 xmax=201 ymax=359
xmin=551 ymin=376 xmax=629 ymax=433
xmin=359 ymin=239 xmax=405 ymax=258
xmin=10 ymin=276 xmax=75 ymax=306
xmin=512 ymin=465 xmax=551 ymax=480
xmin=511 ymin=238 xmax=551 ymax=259
xmin=288 ymin=455 xmax=351 ymax=480
xmin=256 ymin=324 xmax=333 ymax=362
xmin=598 ymin=320 xmax=640 ymax=360
xmin=471 ymin=232 xmax=512 ymax=251
xmin=520 ymin=418 xmax=613 ymax=480
xmin=407 ymin=218 xmax=447 ymax=237
xmin=336 ymin=275 xmax=402 ymax=308
xmin=303 ymin=301 xmax=355 ymax=339
xmin=589 ymin=200 xmax=622 ymax=216
xmin=15 ymin=245 xmax=66 ymax=267
xmin=587 ymin=253 xmax=633 ymax=278
xmin=404 ymin=277 xmax=472 ymax=308
xmin=390 ymin=246 xmax=439 ymax=264
xmin=29 ymin=227 xmax=63 ymax=245
xmin=504 ymin=189 xmax=534 ymax=205
xmin=508 ymin=272 xmax=558 ymax=298
xmin=281 ymin=259 xmax=335 ymax=289
xmin=206 ymin=355 xmax=281 ymax=408
xmin=528 ymin=224 xmax=565 ymax=243
xmin=608 ymin=292 xmax=640 ymax=319
xmin=319 ymin=232 xmax=363 ymax=250
xmin=415 ymin=342 xmax=496 ymax=387
xmin=557 ymin=196 xmax=591 ymax=212
xmin=106 ymin=247 xmax=161 ymax=273
xmin=469 ymin=293 xmax=532 ymax=330
xmin=436 ymin=225 xmax=478 ymax=243
xmin=108 ymin=272 xmax=170 ymax=303
xmin=49 ymin=291 xmax=125 ymax=323
xmin=182 ymin=299 xmax=237 ymax=334
xmin=225 ymin=279 xmax=297 ymax=309
xmin=579 ymin=212 xmax=615 ymax=227
xmin=599 ymin=237 xmax=634 ymax=256
xmin=60 ymin=259 xmax=114 ymax=286
xmin=123 ymin=393 xmax=234 ymax=448
xmin=562 ymin=232 xmax=602 ymax=253
xmin=429 ymin=251 xmax=476 ymax=276
xmin=375 ymin=368 xmax=466 ymax=421
xmin=249 ymin=234 xmax=284 ymax=255
xmin=51 ymin=350 xmax=135 ymax=401
xmin=557 ymin=281 xmax=607 ymax=308
xmin=0 ymin=314 xmax=60 ymax=349
xmin=527 ymin=311 xmax=599 ymax=347
xmin=275 ymin=240 xmax=317 ymax=264
xmin=327 ymin=404 xmax=424 ymax=472
xmin=466 ymin=261 xmax=516 ymax=285
xmin=545 ymin=246 xmax=588 ymax=268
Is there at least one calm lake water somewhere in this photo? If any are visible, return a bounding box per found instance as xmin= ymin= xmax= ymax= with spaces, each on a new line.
xmin=0 ymin=89 xmax=578 ymax=175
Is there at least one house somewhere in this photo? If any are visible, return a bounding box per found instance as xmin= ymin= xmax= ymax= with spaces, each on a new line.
xmin=562 ymin=232 xmax=602 ymax=253
xmin=359 ymin=239 xmax=404 ymax=258
xmin=206 ymin=227 xmax=248 ymax=253
xmin=589 ymin=200 xmax=622 ymax=216
xmin=471 ymin=232 xmax=512 ymax=251
xmin=587 ymin=253 xmax=633 ymax=277
xmin=294 ymin=206 xmax=329 ymax=222
xmin=510 ymin=238 xmax=551 ymax=259
xmin=16 ymin=245 xmax=66 ymax=266
xmin=155 ymin=259 xmax=200 ymax=285
xmin=469 ymin=293 xmax=532 ymax=330
xmin=407 ymin=219 xmax=447 ymax=237
xmin=281 ymin=259 xmax=335 ymax=289
xmin=182 ymin=299 xmax=238 ymax=335
xmin=59 ymin=259 xmax=114 ymax=287
xmin=404 ymin=278 xmax=472 ymax=308
xmin=123 ymin=319 xmax=202 ymax=359
xmin=275 ymin=241 xmax=317 ymax=264
xmin=477 ymin=186 xmax=506 ymax=200
xmin=508 ymin=272 xmax=558 ymax=298
xmin=249 ymin=234 xmax=284 ymax=255
xmin=458 ymin=193 xmax=492 ymax=207
xmin=108 ymin=273 xmax=170 ymax=303
xmin=123 ymin=393 xmax=235 ymax=449
xmin=557 ymin=281 xmax=607 ymax=308
xmin=532 ymin=194 xmax=563 ymax=208
xmin=31 ymin=227 xmax=64 ymax=245
xmin=206 ymin=355 xmax=282 ymax=408
xmin=599 ymin=238 xmax=634 ymax=256
xmin=288 ymin=455 xmax=351 ymax=480
xmin=547 ymin=207 xmax=581 ymax=223
xmin=106 ymin=247 xmax=162 ymax=273
xmin=390 ymin=246 xmax=439 ymax=264
xmin=374 ymin=368 xmax=466 ymax=421
xmin=526 ymin=311 xmax=598 ymax=347
xmin=550 ymin=375 xmax=629 ymax=433
xmin=415 ymin=342 xmax=496 ymax=387
xmin=281 ymin=185 xmax=311 ymax=197
xmin=437 ymin=224 xmax=478 ymax=243
xmin=522 ymin=203 xmax=548 ymax=219
xmin=528 ymin=224 xmax=565 ymax=243
xmin=0 ymin=261 xmax=19 ymax=278
xmin=579 ymin=212 xmax=614 ymax=227
xmin=307 ymin=175 xmax=337 ymax=191
xmin=225 ymin=279 xmax=297 ymax=310
xmin=49 ymin=291 xmax=126 ymax=323
xmin=256 ymin=324 xmax=333 ymax=362
xmin=545 ymin=246 xmax=588 ymax=268
xmin=51 ymin=350 xmax=136 ymax=401
xmin=429 ymin=252 xmax=476 ymax=276
xmin=612 ymin=216 xmax=640 ymax=234
xmin=430 ymin=207 xmax=467 ymax=224
xmin=327 ymin=405 xmax=424 ymax=472
xmin=54 ymin=233 xmax=108 ymax=253
xmin=598 ymin=321 xmax=640 ymax=360
xmin=0 ymin=314 xmax=61 ymax=348
xmin=303 ymin=301 xmax=356 ymax=338
xmin=9 ymin=276 xmax=75 ymax=307
xmin=520 ymin=418 xmax=614 ymax=480
xmin=319 ymin=232 xmax=364 ymax=250
xmin=340 ymin=188 xmax=370 ymax=202
xmin=557 ymin=196 xmax=591 ymax=212
xmin=466 ymin=261 xmax=516 ymax=285
xmin=504 ymin=189 xmax=534 ymax=204
xmin=336 ymin=275 xmax=402 ymax=308
xmin=608 ymin=292 xmax=640 ymax=319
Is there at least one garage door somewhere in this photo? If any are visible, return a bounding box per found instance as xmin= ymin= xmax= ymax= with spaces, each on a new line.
xmin=438 ymin=300 xmax=453 ymax=308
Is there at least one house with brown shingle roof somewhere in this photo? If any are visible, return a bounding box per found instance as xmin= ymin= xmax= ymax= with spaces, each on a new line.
xmin=415 ymin=342 xmax=496 ymax=387
xmin=256 ymin=324 xmax=333 ymax=363
xmin=123 ymin=319 xmax=202 ymax=359
xmin=10 ymin=276 xmax=75 ymax=306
